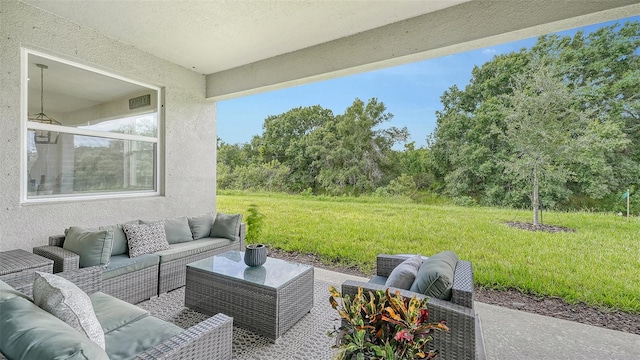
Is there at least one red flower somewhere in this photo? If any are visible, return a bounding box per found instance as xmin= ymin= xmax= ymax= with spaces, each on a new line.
xmin=394 ymin=329 xmax=414 ymax=343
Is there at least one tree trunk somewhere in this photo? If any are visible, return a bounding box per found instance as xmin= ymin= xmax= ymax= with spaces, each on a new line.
xmin=533 ymin=171 xmax=539 ymax=226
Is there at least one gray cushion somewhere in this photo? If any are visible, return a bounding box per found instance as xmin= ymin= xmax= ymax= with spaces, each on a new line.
xmin=123 ymin=221 xmax=170 ymax=257
xmin=409 ymin=251 xmax=459 ymax=300
xmin=188 ymin=212 xmax=214 ymax=240
xmin=154 ymin=237 xmax=235 ymax=263
xmin=385 ymin=255 xmax=423 ymax=290
xmin=63 ymin=226 xmax=114 ymax=267
xmin=90 ymin=291 xmax=149 ymax=334
xmin=99 ymin=221 xmax=138 ymax=256
xmin=142 ymin=217 xmax=192 ymax=244
xmin=103 ymin=254 xmax=159 ymax=280
xmin=32 ymin=272 xmax=106 ymax=349
xmin=210 ymin=213 xmax=242 ymax=241
xmin=0 ymin=296 xmax=109 ymax=360
xmin=104 ymin=315 xmax=182 ymax=360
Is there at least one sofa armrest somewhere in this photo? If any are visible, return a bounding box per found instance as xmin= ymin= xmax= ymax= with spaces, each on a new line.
xmin=33 ymin=245 xmax=80 ymax=273
xmin=8 ymin=266 xmax=102 ymax=298
xmin=451 ymin=260 xmax=474 ymax=308
xmin=341 ymin=279 xmax=478 ymax=360
xmin=49 ymin=234 xmax=66 ymax=247
xmin=133 ymin=313 xmax=233 ymax=360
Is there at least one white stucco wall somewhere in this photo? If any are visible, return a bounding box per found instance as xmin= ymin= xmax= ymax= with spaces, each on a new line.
xmin=0 ymin=1 xmax=217 ymax=251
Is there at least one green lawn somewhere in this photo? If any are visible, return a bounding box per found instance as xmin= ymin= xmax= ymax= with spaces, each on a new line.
xmin=217 ymin=191 xmax=640 ymax=313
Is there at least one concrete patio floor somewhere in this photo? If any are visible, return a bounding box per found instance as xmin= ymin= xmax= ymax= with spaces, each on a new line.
xmin=314 ymin=268 xmax=640 ymax=360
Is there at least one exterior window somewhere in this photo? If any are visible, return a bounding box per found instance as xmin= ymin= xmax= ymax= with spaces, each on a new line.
xmin=22 ymin=49 xmax=161 ymax=202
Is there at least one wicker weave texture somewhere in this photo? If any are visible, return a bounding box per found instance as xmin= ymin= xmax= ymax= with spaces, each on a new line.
xmin=134 ymin=314 xmax=233 ymax=360
xmin=0 ymin=249 xmax=53 ymax=283
xmin=452 ymin=260 xmax=474 ymax=308
xmin=185 ymin=264 xmax=314 ymax=341
xmin=33 ymin=245 xmax=80 ymax=273
xmin=8 ymin=266 xmax=102 ymax=299
xmin=158 ymin=242 xmax=243 ymax=295
xmin=345 ymin=253 xmax=484 ymax=360
xmin=103 ymin=265 xmax=159 ymax=304
xmin=48 ymin=235 xmax=66 ymax=247
xmin=342 ymin=280 xmax=480 ymax=360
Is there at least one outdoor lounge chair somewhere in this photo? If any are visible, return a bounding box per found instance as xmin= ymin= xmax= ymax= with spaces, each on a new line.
xmin=341 ymin=254 xmax=486 ymax=360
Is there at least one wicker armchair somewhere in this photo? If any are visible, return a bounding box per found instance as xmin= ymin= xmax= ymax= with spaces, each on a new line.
xmin=341 ymin=254 xmax=486 ymax=360
xmin=2 ymin=266 xmax=233 ymax=360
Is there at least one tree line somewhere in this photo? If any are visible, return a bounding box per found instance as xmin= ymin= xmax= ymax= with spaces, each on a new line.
xmin=217 ymin=21 xmax=639 ymax=214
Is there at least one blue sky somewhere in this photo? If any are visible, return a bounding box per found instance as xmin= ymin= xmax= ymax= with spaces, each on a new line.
xmin=217 ymin=16 xmax=639 ymax=147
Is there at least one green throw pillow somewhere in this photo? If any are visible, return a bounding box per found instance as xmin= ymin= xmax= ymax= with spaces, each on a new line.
xmin=409 ymin=251 xmax=458 ymax=300
xmin=142 ymin=217 xmax=192 ymax=244
xmin=99 ymin=222 xmax=136 ymax=256
xmin=63 ymin=227 xmax=114 ymax=268
xmin=209 ymin=213 xmax=242 ymax=241
xmin=188 ymin=213 xmax=215 ymax=240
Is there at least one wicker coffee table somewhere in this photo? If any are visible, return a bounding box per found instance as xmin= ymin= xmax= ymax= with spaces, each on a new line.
xmin=185 ymin=250 xmax=314 ymax=341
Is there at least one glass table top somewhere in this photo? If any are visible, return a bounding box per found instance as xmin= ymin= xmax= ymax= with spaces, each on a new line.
xmin=187 ymin=250 xmax=312 ymax=288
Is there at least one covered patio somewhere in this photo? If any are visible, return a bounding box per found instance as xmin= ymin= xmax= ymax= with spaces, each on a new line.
xmin=135 ymin=266 xmax=640 ymax=359
xmin=1 ymin=1 xmax=639 ymax=359
xmin=2 ymin=0 xmax=639 ymax=251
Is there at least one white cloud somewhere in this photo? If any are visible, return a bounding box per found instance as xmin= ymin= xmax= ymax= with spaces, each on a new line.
xmin=482 ymin=49 xmax=497 ymax=55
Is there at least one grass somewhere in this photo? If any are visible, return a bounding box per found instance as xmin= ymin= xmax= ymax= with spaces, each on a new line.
xmin=217 ymin=191 xmax=640 ymax=313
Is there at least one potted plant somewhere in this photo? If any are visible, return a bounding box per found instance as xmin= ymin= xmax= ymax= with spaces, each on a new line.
xmin=328 ymin=286 xmax=448 ymax=359
xmin=244 ymin=204 xmax=267 ymax=267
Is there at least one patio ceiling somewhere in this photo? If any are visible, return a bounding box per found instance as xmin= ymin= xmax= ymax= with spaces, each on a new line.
xmin=22 ymin=0 xmax=640 ymax=100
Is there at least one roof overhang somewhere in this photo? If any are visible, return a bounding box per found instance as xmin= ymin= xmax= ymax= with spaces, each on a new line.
xmin=21 ymin=0 xmax=640 ymax=100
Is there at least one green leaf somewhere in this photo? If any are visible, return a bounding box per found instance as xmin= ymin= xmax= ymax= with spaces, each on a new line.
xmin=385 ymin=341 xmax=396 ymax=360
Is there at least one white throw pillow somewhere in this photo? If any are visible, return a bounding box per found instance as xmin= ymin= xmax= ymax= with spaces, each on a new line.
xmin=122 ymin=221 xmax=170 ymax=257
xmin=385 ymin=255 xmax=423 ymax=290
xmin=32 ymin=272 xmax=105 ymax=349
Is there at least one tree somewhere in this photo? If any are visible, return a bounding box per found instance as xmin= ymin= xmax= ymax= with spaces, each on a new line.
xmin=258 ymin=105 xmax=334 ymax=192
xmin=430 ymin=21 xmax=640 ymax=210
xmin=313 ymin=98 xmax=408 ymax=194
xmin=503 ymin=62 xmax=583 ymax=225
xmin=395 ymin=142 xmax=434 ymax=191
xmin=430 ymin=51 xmax=529 ymax=205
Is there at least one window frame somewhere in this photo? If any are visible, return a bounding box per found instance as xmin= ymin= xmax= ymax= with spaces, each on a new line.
xmin=20 ymin=48 xmax=163 ymax=203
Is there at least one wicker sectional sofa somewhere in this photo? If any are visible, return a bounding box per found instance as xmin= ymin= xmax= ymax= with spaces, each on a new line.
xmin=341 ymin=254 xmax=486 ymax=360
xmin=33 ymin=213 xmax=245 ymax=304
xmin=0 ymin=266 xmax=233 ymax=360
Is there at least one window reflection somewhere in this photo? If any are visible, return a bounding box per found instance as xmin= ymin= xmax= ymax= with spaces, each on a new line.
xmin=24 ymin=50 xmax=161 ymax=201
xmin=77 ymin=113 xmax=158 ymax=137
xmin=27 ymin=131 xmax=155 ymax=197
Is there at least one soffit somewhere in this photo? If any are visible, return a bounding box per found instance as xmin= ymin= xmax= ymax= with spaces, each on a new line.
xmin=22 ymin=0 xmax=470 ymax=75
